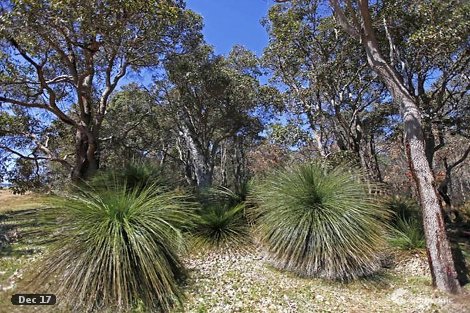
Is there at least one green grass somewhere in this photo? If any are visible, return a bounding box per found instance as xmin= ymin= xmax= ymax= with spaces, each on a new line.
xmin=383 ymin=195 xmax=421 ymax=226
xmin=251 ymin=163 xmax=389 ymax=281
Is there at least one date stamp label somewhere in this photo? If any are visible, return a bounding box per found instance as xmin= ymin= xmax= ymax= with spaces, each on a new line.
xmin=11 ymin=294 xmax=56 ymax=305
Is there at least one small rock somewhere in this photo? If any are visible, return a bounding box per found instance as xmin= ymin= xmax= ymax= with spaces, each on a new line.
xmin=315 ymin=294 xmax=325 ymax=302
xmin=389 ymin=288 xmax=409 ymax=304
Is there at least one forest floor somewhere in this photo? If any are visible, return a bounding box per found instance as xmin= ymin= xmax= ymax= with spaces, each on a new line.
xmin=0 ymin=190 xmax=469 ymax=313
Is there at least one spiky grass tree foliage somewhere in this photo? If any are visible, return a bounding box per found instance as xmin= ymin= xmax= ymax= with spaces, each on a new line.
xmin=388 ymin=216 xmax=426 ymax=250
xmin=252 ymin=163 xmax=389 ymax=281
xmin=384 ymin=195 xmax=421 ymax=225
xmin=89 ymin=162 xmax=168 ymax=193
xmin=35 ymin=184 xmax=195 ymax=312
xmin=192 ymin=203 xmax=250 ymax=250
xmin=384 ymin=195 xmax=426 ymax=250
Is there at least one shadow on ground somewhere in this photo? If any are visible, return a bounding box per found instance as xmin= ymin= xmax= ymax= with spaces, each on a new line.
xmin=0 ymin=208 xmax=59 ymax=257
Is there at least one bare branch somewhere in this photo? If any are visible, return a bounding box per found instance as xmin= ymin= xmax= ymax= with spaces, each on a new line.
xmin=447 ymin=143 xmax=470 ymax=171
xmin=329 ymin=0 xmax=360 ymax=39
xmin=0 ymin=144 xmax=73 ymax=169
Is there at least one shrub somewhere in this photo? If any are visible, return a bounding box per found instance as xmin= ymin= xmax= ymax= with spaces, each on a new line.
xmin=208 ymin=183 xmax=252 ymax=207
xmin=251 ymin=163 xmax=389 ymax=281
xmin=383 ymin=195 xmax=426 ymax=250
xmin=388 ymin=216 xmax=426 ymax=250
xmin=384 ymin=195 xmax=421 ymax=225
xmin=89 ymin=162 xmax=168 ymax=193
xmin=35 ymin=184 xmax=195 ymax=312
xmin=191 ymin=203 xmax=250 ymax=250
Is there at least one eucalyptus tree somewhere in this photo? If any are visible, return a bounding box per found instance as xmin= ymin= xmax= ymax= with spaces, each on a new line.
xmin=156 ymin=44 xmax=274 ymax=188
xmin=274 ymin=0 xmax=467 ymax=293
xmin=328 ymin=0 xmax=467 ymax=293
xmin=263 ymin=0 xmax=391 ymax=181
xmin=99 ymin=84 xmax=172 ymax=168
xmin=0 ymin=0 xmax=200 ymax=181
xmin=377 ymin=1 xmax=470 ymax=206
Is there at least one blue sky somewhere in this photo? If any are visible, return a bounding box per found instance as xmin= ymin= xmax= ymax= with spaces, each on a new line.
xmin=124 ymin=0 xmax=276 ymax=86
xmin=186 ymin=0 xmax=276 ymax=56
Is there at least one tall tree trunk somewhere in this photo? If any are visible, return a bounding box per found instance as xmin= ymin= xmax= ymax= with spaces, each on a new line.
xmin=354 ymin=0 xmax=460 ymax=293
xmin=71 ymin=129 xmax=100 ymax=182
xmin=220 ymin=141 xmax=228 ymax=187
xmin=327 ymin=0 xmax=461 ymax=293
xmin=233 ymin=136 xmax=246 ymax=194
xmin=369 ymin=134 xmax=383 ymax=182
xmin=180 ymin=124 xmax=213 ymax=188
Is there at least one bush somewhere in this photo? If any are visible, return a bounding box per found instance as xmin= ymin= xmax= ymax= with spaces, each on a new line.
xmin=191 ymin=203 xmax=250 ymax=250
xmin=208 ymin=183 xmax=252 ymax=207
xmin=384 ymin=195 xmax=421 ymax=225
xmin=388 ymin=216 xmax=426 ymax=250
xmin=383 ymin=195 xmax=426 ymax=250
xmin=251 ymin=163 xmax=389 ymax=281
xmin=89 ymin=162 xmax=168 ymax=193
xmin=35 ymin=184 xmax=195 ymax=312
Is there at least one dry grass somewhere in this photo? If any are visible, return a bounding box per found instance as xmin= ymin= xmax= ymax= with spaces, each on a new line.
xmin=0 ymin=190 xmax=50 ymax=213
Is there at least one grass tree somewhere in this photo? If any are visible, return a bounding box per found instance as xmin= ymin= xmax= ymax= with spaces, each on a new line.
xmin=34 ymin=184 xmax=195 ymax=312
xmin=191 ymin=203 xmax=250 ymax=251
xmin=252 ymin=163 xmax=388 ymax=281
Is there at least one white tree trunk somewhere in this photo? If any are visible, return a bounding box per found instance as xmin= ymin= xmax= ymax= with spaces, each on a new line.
xmin=180 ymin=124 xmax=213 ymax=188
xmin=359 ymin=10 xmax=460 ymax=293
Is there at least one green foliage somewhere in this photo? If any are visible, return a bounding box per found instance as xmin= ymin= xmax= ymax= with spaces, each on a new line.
xmin=1 ymin=0 xmax=202 ymax=183
xmin=89 ymin=162 xmax=169 ymax=193
xmin=35 ymin=184 xmax=195 ymax=312
xmin=384 ymin=196 xmax=425 ymax=250
xmin=251 ymin=163 xmax=389 ymax=281
xmin=388 ymin=217 xmax=426 ymax=250
xmin=7 ymin=158 xmax=48 ymax=194
xmin=190 ymin=186 xmax=251 ymax=250
xmin=206 ymin=184 xmax=252 ymax=207
xmin=191 ymin=203 xmax=250 ymax=250
xmin=384 ymin=195 xmax=421 ymax=225
xmin=100 ymin=84 xmax=171 ymax=169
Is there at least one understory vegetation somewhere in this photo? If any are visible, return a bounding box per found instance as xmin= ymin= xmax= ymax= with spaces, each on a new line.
xmin=386 ymin=196 xmax=426 ymax=250
xmin=33 ymin=183 xmax=195 ymax=312
xmin=0 ymin=162 xmax=469 ymax=312
xmin=1 ymin=0 xmax=470 ymax=311
xmin=252 ymin=163 xmax=388 ymax=280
